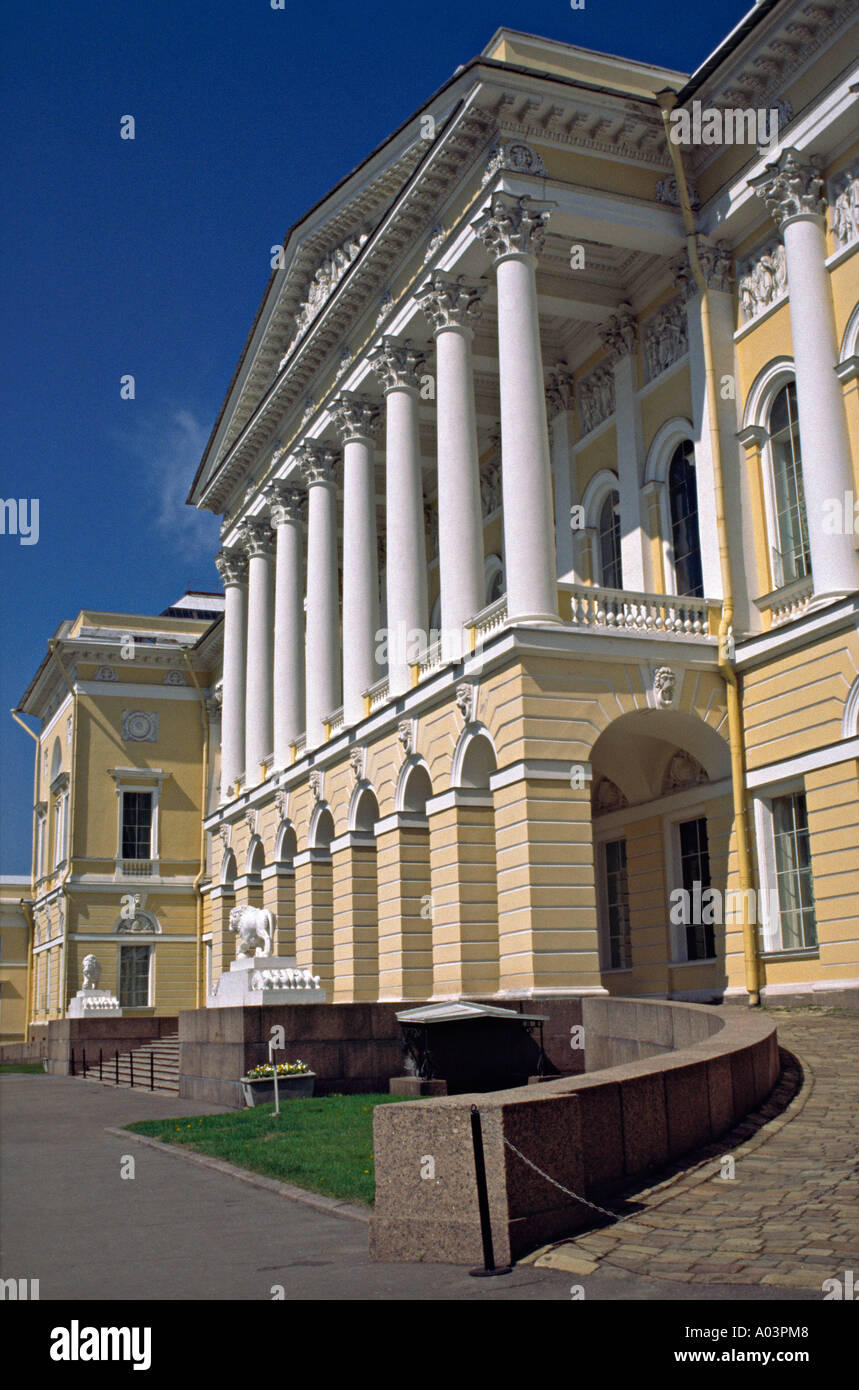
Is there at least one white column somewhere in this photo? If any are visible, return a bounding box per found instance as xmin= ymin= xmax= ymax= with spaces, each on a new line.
xmin=472 ymin=193 xmax=560 ymax=624
xmin=369 ymin=337 xmax=429 ymax=694
xmin=599 ymin=304 xmax=647 ymax=593
xmin=300 ymin=443 xmax=340 ymax=747
xmin=674 ymin=241 xmax=735 ymax=605
xmin=214 ymin=548 xmax=248 ymax=800
xmin=753 ymin=148 xmax=859 ymax=597
xmin=546 ymin=363 xmax=575 ymax=578
xmin=242 ymin=519 xmax=275 ymax=784
xmin=416 ymin=276 xmax=486 ymax=660
xmin=268 ymin=483 xmax=305 ymax=766
xmin=331 ymin=394 xmax=381 ymax=724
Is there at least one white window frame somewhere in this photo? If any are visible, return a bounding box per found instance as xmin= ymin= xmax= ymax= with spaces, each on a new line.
xmin=118 ymin=943 xmax=153 ymax=1008
xmin=50 ymin=775 xmax=70 ymax=871
xmin=580 ymin=469 xmax=623 ymax=588
xmin=753 ymin=777 xmax=818 ymax=956
xmin=663 ymin=802 xmax=716 ymax=964
xmin=643 ymin=416 xmax=702 ymax=598
xmin=108 ymin=768 xmax=170 ymax=878
xmin=741 ymin=357 xmax=809 ymax=594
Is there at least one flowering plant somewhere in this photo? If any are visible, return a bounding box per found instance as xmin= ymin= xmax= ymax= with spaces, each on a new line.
xmin=245 ymin=1060 xmax=311 ymax=1079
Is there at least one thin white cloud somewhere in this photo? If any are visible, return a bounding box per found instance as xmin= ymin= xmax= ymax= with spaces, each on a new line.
xmin=118 ymin=408 xmax=220 ymax=563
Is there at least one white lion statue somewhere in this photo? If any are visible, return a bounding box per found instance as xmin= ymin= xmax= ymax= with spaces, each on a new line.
xmin=228 ymin=905 xmax=275 ymax=960
xmin=82 ymin=954 xmax=100 ymax=989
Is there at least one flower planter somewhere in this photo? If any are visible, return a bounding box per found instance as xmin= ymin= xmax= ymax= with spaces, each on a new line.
xmin=240 ymin=1073 xmax=316 ymax=1107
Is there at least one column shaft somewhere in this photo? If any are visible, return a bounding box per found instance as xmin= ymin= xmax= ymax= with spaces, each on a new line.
xmin=269 ymin=487 xmax=305 ymax=765
xmin=215 ymin=551 xmax=248 ymax=799
xmin=301 ymin=447 xmax=340 ymax=747
xmin=243 ymin=523 xmax=275 ymax=781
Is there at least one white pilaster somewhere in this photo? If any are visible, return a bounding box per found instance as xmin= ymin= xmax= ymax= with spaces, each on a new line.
xmin=600 ymin=304 xmax=647 ymax=593
xmin=268 ymin=483 xmax=305 ymax=767
xmin=546 ymin=363 xmax=575 ymax=578
xmin=242 ymin=519 xmax=275 ymax=784
xmin=300 ymin=443 xmax=341 ymax=747
xmin=369 ymin=337 xmax=429 ymax=693
xmin=472 ymin=193 xmax=560 ymax=624
xmin=416 ymin=275 xmax=486 ymax=661
xmin=753 ymin=148 xmax=859 ymax=598
xmin=331 ymin=394 xmax=381 ymax=724
xmin=214 ymin=549 xmax=248 ymax=800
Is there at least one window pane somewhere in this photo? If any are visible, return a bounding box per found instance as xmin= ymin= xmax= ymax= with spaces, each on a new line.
xmin=772 ymin=793 xmax=817 ymax=950
xmin=678 ymin=816 xmax=713 ymax=960
xmin=122 ymin=792 xmax=153 ymax=859
xmin=119 ymin=946 xmax=150 ymax=1007
xmin=669 ymin=442 xmax=704 ymax=598
xmin=604 ymin=838 xmax=630 ymax=969
xmin=769 ymin=383 xmax=810 ymax=585
xmin=598 ymin=491 xmax=623 ymax=590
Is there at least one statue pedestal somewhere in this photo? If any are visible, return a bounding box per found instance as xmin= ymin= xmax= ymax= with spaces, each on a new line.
xmin=207 ymin=956 xmax=327 ymax=1008
xmin=67 ymin=988 xmax=122 ymax=1018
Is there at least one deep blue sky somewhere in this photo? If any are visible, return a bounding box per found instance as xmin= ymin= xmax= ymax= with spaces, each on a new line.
xmin=0 ymin=0 xmax=751 ymax=871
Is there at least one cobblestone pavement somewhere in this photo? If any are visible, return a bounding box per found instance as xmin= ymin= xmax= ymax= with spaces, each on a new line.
xmin=530 ymin=1008 xmax=859 ymax=1292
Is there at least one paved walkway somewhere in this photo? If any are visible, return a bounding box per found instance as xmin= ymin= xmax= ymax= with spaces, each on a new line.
xmin=1 ymin=1007 xmax=854 ymax=1300
xmin=530 ymin=1007 xmax=859 ymax=1293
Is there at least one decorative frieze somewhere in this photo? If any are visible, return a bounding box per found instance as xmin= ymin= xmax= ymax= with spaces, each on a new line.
xmin=545 ymin=362 xmax=573 ymax=419
xmin=471 ymin=193 xmax=551 ymax=262
xmin=599 ymin=302 xmax=637 ymax=362
xmin=642 ymin=298 xmax=687 ymax=383
xmin=655 ymin=175 xmax=700 ymax=209
xmin=482 ymin=139 xmax=548 ymax=184
xmin=278 ymin=229 xmax=370 ymax=370
xmin=94 ymin=666 xmax=118 ymax=682
xmin=737 ymin=240 xmax=787 ymax=323
xmin=830 ymin=169 xmax=859 ymax=249
xmin=423 ymin=225 xmax=446 ymax=262
xmin=577 ymin=362 xmax=615 ymax=435
xmin=415 ymin=274 xmax=484 ymax=332
xmin=661 ymin=750 xmax=708 ymax=795
xmin=479 ymin=454 xmax=502 ymax=517
xmin=591 ymin=776 xmax=628 ymax=816
xmin=670 ymin=240 xmax=733 ymax=299
xmin=163 ymin=669 xmax=187 ymax=686
xmin=122 ymin=710 xmax=158 ymax=743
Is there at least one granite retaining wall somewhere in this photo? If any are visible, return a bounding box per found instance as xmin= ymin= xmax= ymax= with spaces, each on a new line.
xmin=370 ymin=998 xmax=780 ymax=1266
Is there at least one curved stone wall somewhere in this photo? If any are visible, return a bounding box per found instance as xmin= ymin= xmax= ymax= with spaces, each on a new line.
xmin=370 ymin=998 xmax=779 ymax=1266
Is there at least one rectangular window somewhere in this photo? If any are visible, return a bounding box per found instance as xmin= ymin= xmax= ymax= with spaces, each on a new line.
xmin=121 ymin=793 xmax=153 ymax=860
xmin=772 ymin=793 xmax=817 ymax=950
xmin=679 ymin=816 xmax=714 ymax=960
xmin=42 ymin=952 xmax=51 ymax=1013
xmin=53 ymin=795 xmax=67 ymax=869
xmin=603 ymin=838 xmax=631 ymax=969
xmin=35 ymin=816 xmax=46 ymax=878
xmin=119 ymin=945 xmax=151 ymax=1007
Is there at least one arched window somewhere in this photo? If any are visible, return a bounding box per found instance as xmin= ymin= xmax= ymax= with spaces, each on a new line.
xmin=485 ymin=555 xmax=505 ymax=605
xmin=598 ymin=491 xmax=622 ymax=590
xmin=768 ymin=382 xmax=810 ymax=586
xmin=668 ymin=441 xmax=703 ymax=598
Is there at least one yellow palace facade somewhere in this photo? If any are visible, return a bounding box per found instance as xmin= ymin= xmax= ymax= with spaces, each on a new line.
xmin=13 ymin=0 xmax=859 ymax=1031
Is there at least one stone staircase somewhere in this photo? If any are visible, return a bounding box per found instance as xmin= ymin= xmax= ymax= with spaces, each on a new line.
xmin=77 ymin=1033 xmax=180 ymax=1094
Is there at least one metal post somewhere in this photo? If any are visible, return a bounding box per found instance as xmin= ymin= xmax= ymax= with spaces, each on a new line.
xmin=82 ymin=1048 xmax=87 ymax=1078
xmin=270 ymin=1038 xmax=280 ymax=1116
xmin=115 ymin=1051 xmax=119 ymax=1085
xmin=150 ymin=1051 xmax=154 ymax=1092
xmin=99 ymin=1048 xmax=103 ymax=1081
xmin=129 ymin=1050 xmax=134 ymax=1089
xmin=468 ymin=1105 xmax=511 ymax=1278
xmin=70 ymin=1048 xmax=75 ymax=1077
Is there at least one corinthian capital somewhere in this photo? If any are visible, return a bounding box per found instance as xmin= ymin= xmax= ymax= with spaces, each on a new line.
xmin=415 ymin=274 xmax=484 ymax=333
xmin=240 ymin=518 xmax=275 ymax=559
xmin=296 ymin=441 xmax=339 ymax=486
xmin=215 ymin=549 xmax=248 ymax=587
xmin=668 ymin=239 xmax=733 ymax=301
xmin=368 ymin=336 xmax=426 ymax=392
xmin=266 ymin=481 xmax=305 ymax=527
xmin=598 ymin=302 xmax=638 ymax=361
xmin=329 ymin=393 xmax=381 ymax=444
xmin=750 ymin=147 xmax=826 ymax=230
xmin=470 ymin=193 xmax=553 ymax=264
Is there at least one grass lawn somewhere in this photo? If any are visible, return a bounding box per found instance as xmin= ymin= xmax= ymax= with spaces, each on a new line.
xmin=126 ymin=1093 xmax=408 ymax=1206
xmin=0 ymin=1063 xmax=45 ymax=1074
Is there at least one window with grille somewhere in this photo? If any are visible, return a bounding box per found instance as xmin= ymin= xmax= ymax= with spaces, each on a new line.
xmin=679 ymin=816 xmax=714 ymax=960
xmin=121 ymin=792 xmax=153 ymax=860
xmin=119 ymin=945 xmax=151 ymax=1007
xmin=603 ymin=837 xmax=630 ymax=969
xmin=668 ymin=441 xmax=704 ymax=598
xmin=769 ymin=383 xmax=810 ymax=587
xmin=772 ymin=793 xmax=817 ymax=950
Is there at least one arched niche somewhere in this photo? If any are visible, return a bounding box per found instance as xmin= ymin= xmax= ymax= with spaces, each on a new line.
xmin=309 ymin=805 xmax=335 ymax=851
xmin=246 ymin=836 xmax=266 ymax=876
xmin=220 ymin=849 xmax=237 ymax=887
xmin=350 ymin=785 xmax=381 ymax=834
xmin=452 ymin=726 xmax=497 ymax=790
xmin=275 ymin=821 xmax=297 ymax=864
xmin=397 ymin=760 xmax=433 ymax=814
